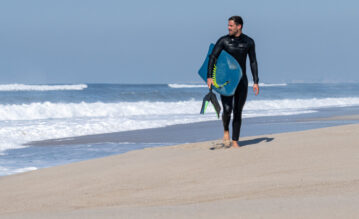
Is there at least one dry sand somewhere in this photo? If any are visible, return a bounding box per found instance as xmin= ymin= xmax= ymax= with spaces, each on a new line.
xmin=1 ymin=124 xmax=359 ymax=218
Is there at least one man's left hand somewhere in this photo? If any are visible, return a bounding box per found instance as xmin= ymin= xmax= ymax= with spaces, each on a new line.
xmin=253 ymin=83 xmax=259 ymax=96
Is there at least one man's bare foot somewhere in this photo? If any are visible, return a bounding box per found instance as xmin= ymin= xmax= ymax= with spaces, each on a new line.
xmin=223 ymin=131 xmax=230 ymax=140
xmin=232 ymin=141 xmax=240 ymax=148
xmin=223 ymin=131 xmax=231 ymax=147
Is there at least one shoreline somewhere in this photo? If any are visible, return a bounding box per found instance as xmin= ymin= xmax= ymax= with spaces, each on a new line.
xmin=1 ymin=108 xmax=358 ymax=176
xmin=25 ymin=110 xmax=359 ymax=147
xmin=1 ymin=123 xmax=359 ymax=218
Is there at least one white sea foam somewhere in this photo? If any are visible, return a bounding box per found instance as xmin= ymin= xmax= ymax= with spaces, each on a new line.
xmin=1 ymin=97 xmax=358 ymax=121
xmin=168 ymin=83 xmax=207 ymax=88
xmin=0 ymin=166 xmax=38 ymax=176
xmin=244 ymin=97 xmax=359 ymax=110
xmin=248 ymin=82 xmax=287 ymax=87
xmin=169 ymin=83 xmax=287 ymax=88
xmin=12 ymin=167 xmax=38 ymax=174
xmin=0 ymin=100 xmax=202 ymax=121
xmin=0 ymin=84 xmax=88 ymax=91
xmin=0 ymin=113 xmax=216 ymax=153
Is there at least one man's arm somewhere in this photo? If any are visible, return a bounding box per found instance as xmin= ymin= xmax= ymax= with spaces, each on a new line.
xmin=248 ymin=40 xmax=259 ymax=84
xmin=248 ymin=39 xmax=259 ymax=95
xmin=207 ymin=37 xmax=225 ymax=88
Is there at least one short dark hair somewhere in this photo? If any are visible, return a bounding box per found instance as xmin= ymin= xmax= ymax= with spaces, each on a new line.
xmin=228 ymin=16 xmax=243 ymax=28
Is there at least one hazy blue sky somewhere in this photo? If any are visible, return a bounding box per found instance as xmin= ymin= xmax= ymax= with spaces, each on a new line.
xmin=1 ymin=0 xmax=358 ymax=84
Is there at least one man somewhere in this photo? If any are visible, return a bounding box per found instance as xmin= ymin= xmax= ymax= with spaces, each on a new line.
xmin=207 ymin=15 xmax=259 ymax=148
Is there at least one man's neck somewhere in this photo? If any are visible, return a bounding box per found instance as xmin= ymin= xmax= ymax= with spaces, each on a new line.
xmin=234 ymin=31 xmax=242 ymax=37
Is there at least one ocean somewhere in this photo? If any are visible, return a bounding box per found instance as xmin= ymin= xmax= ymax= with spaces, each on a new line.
xmin=1 ymin=82 xmax=359 ymax=176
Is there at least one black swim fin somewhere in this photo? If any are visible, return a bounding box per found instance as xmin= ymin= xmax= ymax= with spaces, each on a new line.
xmin=200 ymin=89 xmax=221 ymax=118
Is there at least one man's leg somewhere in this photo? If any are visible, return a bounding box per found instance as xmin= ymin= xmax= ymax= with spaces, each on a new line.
xmin=232 ymin=78 xmax=248 ymax=147
xmin=220 ymin=94 xmax=233 ymax=144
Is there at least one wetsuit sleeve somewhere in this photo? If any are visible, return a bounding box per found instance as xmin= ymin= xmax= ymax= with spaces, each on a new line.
xmin=207 ymin=37 xmax=225 ymax=78
xmin=248 ymin=40 xmax=259 ymax=84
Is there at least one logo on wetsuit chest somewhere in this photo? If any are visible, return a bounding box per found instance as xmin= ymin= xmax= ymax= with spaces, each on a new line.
xmin=238 ymin=43 xmax=246 ymax=48
xmin=229 ymin=40 xmax=247 ymax=49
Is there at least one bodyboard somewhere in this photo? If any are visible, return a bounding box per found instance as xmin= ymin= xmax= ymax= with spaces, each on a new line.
xmin=198 ymin=43 xmax=242 ymax=96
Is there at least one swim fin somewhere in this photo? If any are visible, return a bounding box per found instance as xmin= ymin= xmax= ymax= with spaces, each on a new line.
xmin=200 ymin=89 xmax=221 ymax=118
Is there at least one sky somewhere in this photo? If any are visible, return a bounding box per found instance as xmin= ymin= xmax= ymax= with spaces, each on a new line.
xmin=0 ymin=0 xmax=358 ymax=84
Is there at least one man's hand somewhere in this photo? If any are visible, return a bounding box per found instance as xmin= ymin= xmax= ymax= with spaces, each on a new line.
xmin=207 ymin=78 xmax=213 ymax=89
xmin=253 ymin=83 xmax=259 ymax=96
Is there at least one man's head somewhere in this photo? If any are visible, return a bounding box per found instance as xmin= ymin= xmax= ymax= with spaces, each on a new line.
xmin=228 ymin=16 xmax=243 ymax=36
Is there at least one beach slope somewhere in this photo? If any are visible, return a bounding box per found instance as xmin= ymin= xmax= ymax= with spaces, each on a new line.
xmin=1 ymin=124 xmax=359 ymax=218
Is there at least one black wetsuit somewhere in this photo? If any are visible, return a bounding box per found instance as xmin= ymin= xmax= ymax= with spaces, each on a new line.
xmin=207 ymin=34 xmax=258 ymax=141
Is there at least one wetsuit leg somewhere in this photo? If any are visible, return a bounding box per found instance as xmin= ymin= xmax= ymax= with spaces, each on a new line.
xmin=220 ymin=95 xmax=233 ymax=133
xmin=220 ymin=76 xmax=248 ymax=140
xmin=232 ymin=77 xmax=248 ymax=141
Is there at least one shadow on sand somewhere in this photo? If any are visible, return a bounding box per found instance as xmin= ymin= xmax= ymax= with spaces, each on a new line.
xmin=239 ymin=137 xmax=274 ymax=147
xmin=210 ymin=137 xmax=274 ymax=150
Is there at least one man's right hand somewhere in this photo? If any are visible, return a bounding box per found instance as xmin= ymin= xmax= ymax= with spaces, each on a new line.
xmin=207 ymin=78 xmax=213 ymax=89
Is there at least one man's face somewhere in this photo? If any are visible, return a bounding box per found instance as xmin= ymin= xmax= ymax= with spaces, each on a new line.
xmin=228 ymin=20 xmax=242 ymax=36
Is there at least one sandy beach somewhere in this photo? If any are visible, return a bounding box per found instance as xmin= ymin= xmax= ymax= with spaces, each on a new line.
xmin=1 ymin=123 xmax=359 ymax=218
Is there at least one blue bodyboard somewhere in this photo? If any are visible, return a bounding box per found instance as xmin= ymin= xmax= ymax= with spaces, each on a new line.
xmin=198 ymin=43 xmax=242 ymax=96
